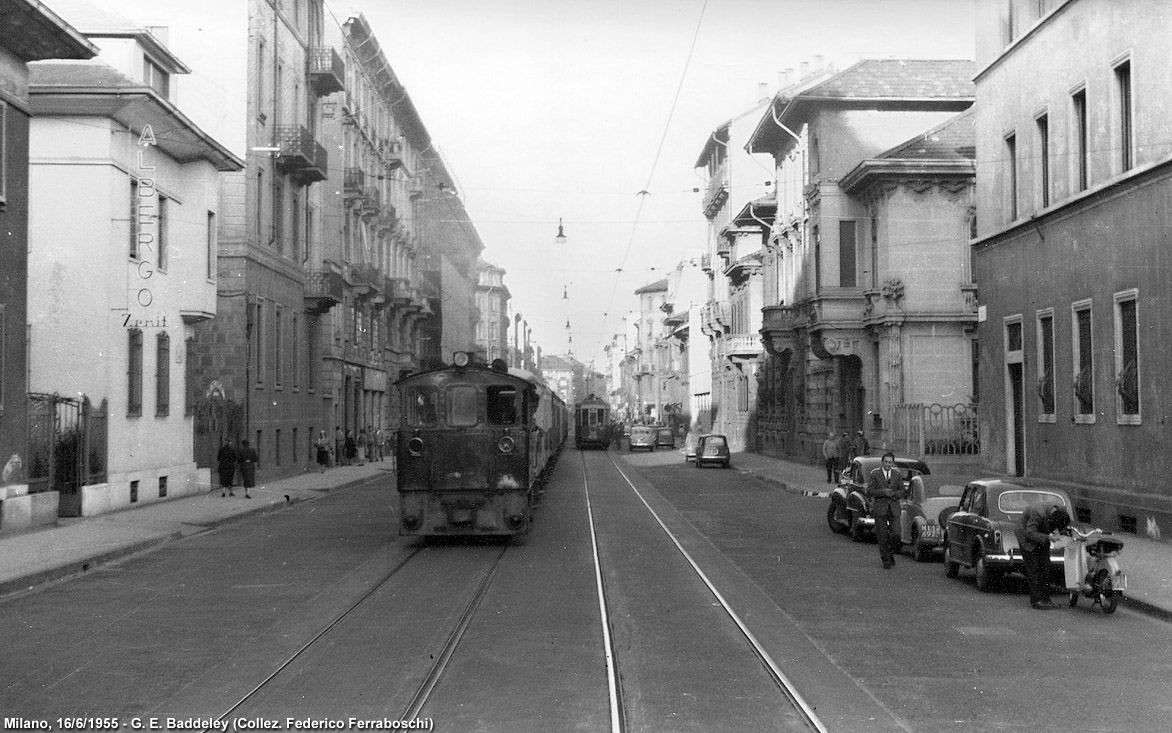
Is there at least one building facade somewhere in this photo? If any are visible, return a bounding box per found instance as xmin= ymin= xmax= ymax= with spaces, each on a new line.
xmin=972 ymin=0 xmax=1172 ymax=533
xmin=749 ymin=59 xmax=975 ymax=461
xmin=0 ymin=0 xmax=95 ymax=527
xmin=474 ymin=260 xmax=511 ymax=364
xmin=27 ymin=0 xmax=241 ymax=516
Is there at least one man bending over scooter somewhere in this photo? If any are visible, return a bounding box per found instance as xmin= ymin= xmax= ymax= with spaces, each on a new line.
xmin=1015 ymin=501 xmax=1071 ymax=610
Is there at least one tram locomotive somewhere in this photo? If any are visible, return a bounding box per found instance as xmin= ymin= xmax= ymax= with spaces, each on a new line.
xmin=574 ymin=395 xmax=610 ymax=450
xmin=394 ymin=352 xmax=567 ymax=536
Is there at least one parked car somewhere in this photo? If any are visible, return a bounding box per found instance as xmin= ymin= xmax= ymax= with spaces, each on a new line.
xmin=628 ymin=426 xmax=656 ymax=452
xmin=827 ymin=456 xmax=930 ymax=541
xmin=656 ymin=427 xmax=676 ymax=448
xmin=943 ymin=479 xmax=1074 ymax=592
xmin=694 ymin=434 xmax=730 ymax=468
xmin=684 ymin=433 xmax=698 ymax=462
xmin=898 ymin=474 xmax=966 ymax=561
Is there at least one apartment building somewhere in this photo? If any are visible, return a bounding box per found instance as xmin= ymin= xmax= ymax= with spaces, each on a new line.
xmin=475 ymin=260 xmax=511 ymax=365
xmin=972 ymin=0 xmax=1172 ymax=532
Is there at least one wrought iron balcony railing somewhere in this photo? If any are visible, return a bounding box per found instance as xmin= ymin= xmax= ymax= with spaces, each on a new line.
xmin=276 ymin=125 xmax=328 ymax=184
xmin=309 ymin=46 xmax=345 ymax=96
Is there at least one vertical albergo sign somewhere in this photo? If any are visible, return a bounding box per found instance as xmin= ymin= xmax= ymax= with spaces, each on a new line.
xmin=123 ymin=124 xmax=165 ymax=328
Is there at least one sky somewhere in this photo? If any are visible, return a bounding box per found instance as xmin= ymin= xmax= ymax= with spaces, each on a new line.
xmin=344 ymin=0 xmax=978 ymax=370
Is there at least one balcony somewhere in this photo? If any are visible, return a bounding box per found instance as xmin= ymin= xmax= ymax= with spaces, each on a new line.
xmin=349 ymin=262 xmax=381 ymax=291
xmin=702 ymin=161 xmax=729 ymax=218
xmin=276 ymin=125 xmax=328 ymax=184
xmin=389 ymin=277 xmax=413 ymax=305
xmin=382 ymin=138 xmax=406 ymax=171
xmin=760 ymin=304 xmax=806 ymax=356
xmin=724 ymin=334 xmax=764 ymax=360
xmin=309 ymin=46 xmax=345 ymax=96
xmin=407 ymin=176 xmax=424 ymax=198
xmin=343 ymin=168 xmax=369 ymax=200
xmin=304 ymin=269 xmax=344 ymax=314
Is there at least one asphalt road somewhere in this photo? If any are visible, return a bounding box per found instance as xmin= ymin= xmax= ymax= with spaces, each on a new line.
xmin=1 ymin=449 xmax=1169 ymax=733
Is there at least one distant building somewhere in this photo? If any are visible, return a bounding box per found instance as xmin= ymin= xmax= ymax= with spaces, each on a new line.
xmin=633 ymin=279 xmax=669 ymax=423
xmin=26 ymin=0 xmax=240 ymax=515
xmin=541 ymin=354 xmax=581 ymax=408
xmin=0 ymin=0 xmax=95 ymax=526
xmin=474 ymin=260 xmax=511 ymax=364
xmin=972 ymin=0 xmax=1172 ymax=533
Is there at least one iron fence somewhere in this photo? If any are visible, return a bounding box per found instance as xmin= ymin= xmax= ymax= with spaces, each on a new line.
xmin=891 ymin=402 xmax=980 ymax=457
xmin=27 ymin=393 xmax=107 ymax=514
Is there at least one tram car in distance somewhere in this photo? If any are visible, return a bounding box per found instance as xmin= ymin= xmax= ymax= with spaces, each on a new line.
xmin=574 ymin=395 xmax=610 ymax=450
xmin=394 ymin=352 xmax=567 ymax=537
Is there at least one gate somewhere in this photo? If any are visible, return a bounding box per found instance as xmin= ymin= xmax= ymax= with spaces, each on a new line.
xmin=891 ymin=403 xmax=980 ymax=458
xmin=27 ymin=393 xmax=108 ymax=517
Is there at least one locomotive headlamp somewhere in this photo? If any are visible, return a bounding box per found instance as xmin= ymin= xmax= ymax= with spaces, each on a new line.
xmin=498 ymin=436 xmax=515 ymax=454
xmin=407 ymin=437 xmax=424 ymax=456
xmin=453 ymin=351 xmax=470 ymax=367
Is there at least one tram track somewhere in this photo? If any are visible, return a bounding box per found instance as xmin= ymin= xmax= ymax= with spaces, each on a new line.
xmin=591 ymin=449 xmax=830 ymax=733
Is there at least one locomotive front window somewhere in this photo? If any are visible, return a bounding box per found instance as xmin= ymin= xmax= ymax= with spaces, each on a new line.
xmin=405 ymin=386 xmax=438 ymax=426
xmin=487 ymin=385 xmax=518 ymax=425
xmin=446 ymin=385 xmax=479 ymax=426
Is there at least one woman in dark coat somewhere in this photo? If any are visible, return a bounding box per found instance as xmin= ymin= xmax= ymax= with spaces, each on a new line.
xmin=216 ymin=439 xmax=237 ymax=497
xmin=236 ymin=439 xmax=258 ymax=499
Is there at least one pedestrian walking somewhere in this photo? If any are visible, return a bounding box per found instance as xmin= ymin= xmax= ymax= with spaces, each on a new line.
xmin=216 ymin=439 xmax=237 ymax=497
xmin=334 ymin=426 xmax=346 ymax=466
xmin=1015 ymin=500 xmax=1071 ymax=609
xmin=314 ymin=430 xmax=331 ymax=473
xmin=345 ymin=430 xmax=357 ymax=465
xmin=374 ymin=426 xmax=384 ymax=461
xmin=236 ymin=439 xmax=258 ymax=499
xmin=357 ymin=429 xmax=368 ymax=466
xmin=821 ymin=431 xmax=840 ymax=483
xmin=867 ymin=452 xmax=906 ymax=568
xmin=854 ymin=430 xmax=870 ymax=457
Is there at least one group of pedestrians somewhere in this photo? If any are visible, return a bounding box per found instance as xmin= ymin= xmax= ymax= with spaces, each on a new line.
xmin=215 ymin=439 xmax=259 ymax=498
xmin=313 ymin=426 xmax=387 ymax=472
xmin=821 ymin=429 xmax=870 ymax=483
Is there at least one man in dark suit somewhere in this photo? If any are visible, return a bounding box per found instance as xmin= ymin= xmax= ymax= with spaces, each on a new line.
xmin=1014 ymin=501 xmax=1071 ymax=609
xmin=867 ymin=452 xmax=906 ymax=568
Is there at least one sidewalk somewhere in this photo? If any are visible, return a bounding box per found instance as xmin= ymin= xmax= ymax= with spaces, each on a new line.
xmin=0 ymin=462 xmax=393 ymax=598
xmin=731 ymin=450 xmax=1172 ymax=622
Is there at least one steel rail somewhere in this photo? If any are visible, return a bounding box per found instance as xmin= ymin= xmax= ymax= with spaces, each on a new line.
xmin=608 ymin=456 xmax=831 ymax=733
xmin=579 ymin=452 xmax=627 ymax=733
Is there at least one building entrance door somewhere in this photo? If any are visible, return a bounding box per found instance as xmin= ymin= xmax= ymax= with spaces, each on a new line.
xmin=1007 ymin=362 xmax=1025 ymax=476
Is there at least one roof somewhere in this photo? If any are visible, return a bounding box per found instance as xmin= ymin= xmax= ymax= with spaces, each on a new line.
xmin=876 ymin=107 xmax=976 ymax=161
xmin=747 ymin=59 xmax=975 ymax=155
xmin=634 ymin=278 xmax=669 ymax=295
xmin=0 ymin=0 xmax=96 ymax=64
xmin=30 ymin=60 xmax=243 ymax=171
xmin=46 ymin=0 xmax=190 ymax=73
xmin=732 ymin=196 xmax=777 ymax=228
xmin=694 ymin=98 xmax=770 ymax=168
xmin=839 ymin=108 xmax=976 ymax=195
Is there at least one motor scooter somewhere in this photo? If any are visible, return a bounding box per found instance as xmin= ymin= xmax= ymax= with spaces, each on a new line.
xmin=1058 ymin=526 xmax=1127 ymax=614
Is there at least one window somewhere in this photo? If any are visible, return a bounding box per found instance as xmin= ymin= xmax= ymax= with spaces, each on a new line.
xmin=1036 ymin=114 xmax=1050 ymax=208
xmin=143 ymin=56 xmax=169 ymax=98
xmin=1072 ymin=88 xmax=1088 ymax=192
xmin=157 ymin=195 xmax=169 ymax=270
xmin=275 ymin=428 xmax=282 ymax=466
xmin=839 ymin=220 xmax=857 ymax=287
xmin=292 ymin=428 xmax=299 ymax=464
xmin=0 ymin=101 xmax=7 ymax=207
xmin=253 ymin=301 xmax=264 ymax=384
xmin=158 ymin=476 xmax=167 ymax=498
xmin=970 ymin=338 xmax=980 ymax=404
xmin=274 ymin=307 xmax=283 ymax=387
xmin=487 ymin=385 xmax=518 ymax=425
xmin=405 ymin=386 xmax=438 ymax=426
xmin=1072 ymin=300 xmax=1094 ymax=421
xmin=292 ymin=192 xmax=302 ymax=262
xmin=870 ymin=211 xmax=879 ymax=288
xmin=1005 ymin=133 xmax=1018 ymax=221
xmin=130 ymin=480 xmax=139 ymax=503
xmin=255 ymin=169 xmax=264 ymax=243
xmin=185 ymin=337 xmax=196 ymax=416
xmin=0 ymin=306 xmax=5 ymax=413
xmin=292 ymin=312 xmax=300 ymax=390
xmin=1114 ymin=290 xmax=1140 ymax=422
xmin=813 ymin=224 xmax=821 ymax=292
xmin=256 ymin=37 xmax=266 ymax=121
xmin=207 ymin=211 xmax=216 ymax=280
xmin=274 ymin=179 xmax=284 ymax=252
xmin=128 ymin=329 xmax=143 ymax=416
xmin=1036 ymin=310 xmax=1055 ymax=421
xmin=130 ymin=179 xmax=140 ymax=258
xmin=446 ymin=385 xmax=479 ymax=426
xmin=156 ymin=331 xmax=170 ymax=416
xmin=1116 ymin=60 xmax=1133 ymax=173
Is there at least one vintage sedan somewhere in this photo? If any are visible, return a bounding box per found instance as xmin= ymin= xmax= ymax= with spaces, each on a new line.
xmin=656 ymin=427 xmax=676 ymax=448
xmin=826 ymin=456 xmax=930 ymax=541
xmin=899 ymin=474 xmax=966 ymax=561
xmin=628 ymin=426 xmax=657 ymax=452
xmin=694 ymin=434 xmax=731 ymax=468
xmin=943 ymin=479 xmax=1074 ymax=592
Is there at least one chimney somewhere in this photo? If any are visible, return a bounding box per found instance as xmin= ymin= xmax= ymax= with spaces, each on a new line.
xmin=813 ymin=54 xmax=824 ymax=71
xmin=800 ymin=61 xmax=810 ymax=79
xmin=758 ymin=82 xmax=770 ymax=103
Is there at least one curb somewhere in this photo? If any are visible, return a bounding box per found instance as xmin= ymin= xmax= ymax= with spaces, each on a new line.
xmin=0 ymin=472 xmax=386 ymax=600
